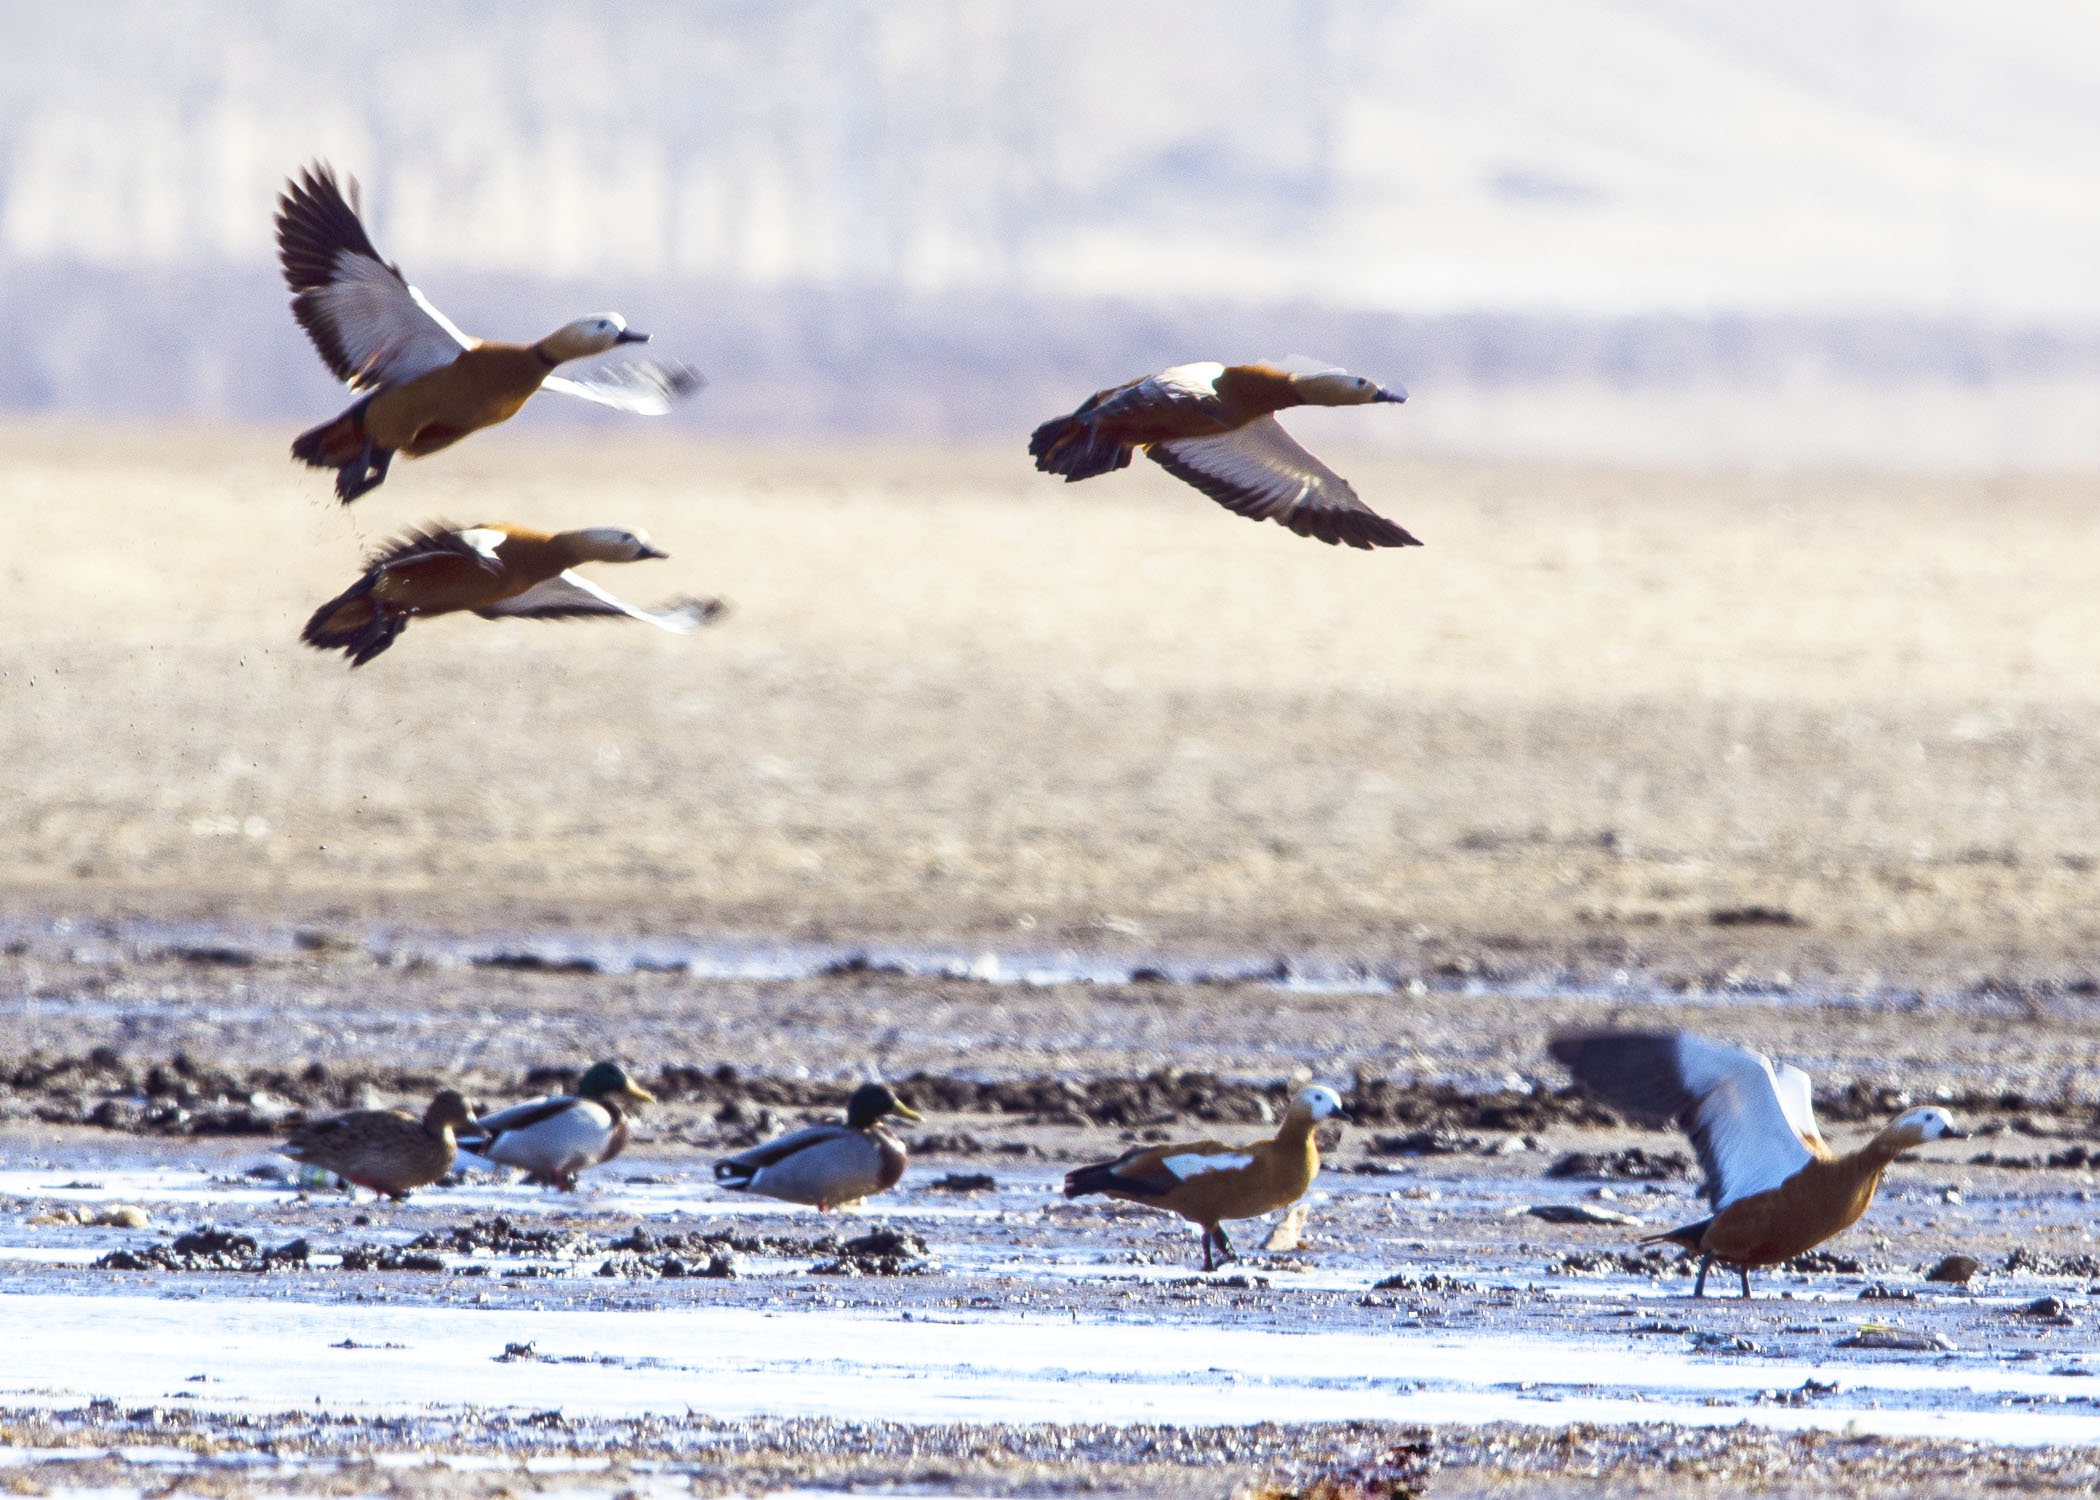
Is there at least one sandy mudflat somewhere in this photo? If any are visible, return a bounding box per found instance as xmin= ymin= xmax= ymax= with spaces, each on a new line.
xmin=3 ymin=418 xmax=2100 ymax=987
xmin=9 ymin=421 xmax=2100 ymax=1495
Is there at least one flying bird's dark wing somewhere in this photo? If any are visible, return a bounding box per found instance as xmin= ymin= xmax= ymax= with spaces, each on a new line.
xmin=275 ymin=162 xmax=470 ymax=391
xmin=1148 ymin=415 xmax=1422 ymax=549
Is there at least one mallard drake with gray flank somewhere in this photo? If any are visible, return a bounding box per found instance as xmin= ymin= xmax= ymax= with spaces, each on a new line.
xmin=713 ymin=1083 xmax=922 ymax=1210
xmin=1063 ymin=1085 xmax=1349 ymax=1270
xmin=277 ymin=162 xmax=703 ymax=503
xmin=1550 ymin=1030 xmax=1965 ymax=1298
xmin=1030 ymin=359 xmax=1415 ymax=548
xmin=279 ymin=1089 xmax=475 ymax=1200
xmin=302 ymin=520 xmax=723 ymax=666
xmin=458 ymin=1061 xmax=656 ymax=1191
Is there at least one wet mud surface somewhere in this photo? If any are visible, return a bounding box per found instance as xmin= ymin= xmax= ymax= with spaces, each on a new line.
xmin=9 ymin=920 xmax=2100 ymax=1492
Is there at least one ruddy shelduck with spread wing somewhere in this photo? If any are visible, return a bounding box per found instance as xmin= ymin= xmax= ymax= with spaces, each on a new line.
xmin=1029 ymin=359 xmax=1416 ymax=549
xmin=1550 ymin=1030 xmax=1964 ymax=1298
xmin=1063 ymin=1084 xmax=1350 ymax=1270
xmin=302 ymin=521 xmax=723 ymax=666
xmin=276 ymin=163 xmax=702 ymax=502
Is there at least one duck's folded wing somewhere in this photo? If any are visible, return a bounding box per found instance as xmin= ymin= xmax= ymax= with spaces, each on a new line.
xmin=542 ymin=361 xmax=706 ymax=414
xmin=275 ymin=164 xmax=470 ymax=391
xmin=1159 ymin=1147 xmax=1256 ymax=1181
xmin=715 ymin=1124 xmax=848 ymax=1176
xmin=457 ymin=1095 xmax=575 ymax=1147
xmin=1147 ymin=416 xmax=1422 ymax=549
xmin=365 ymin=524 xmax=506 ymax=578
xmin=1550 ymin=1030 xmax=1814 ymax=1210
xmin=475 ymin=572 xmax=726 ymax=633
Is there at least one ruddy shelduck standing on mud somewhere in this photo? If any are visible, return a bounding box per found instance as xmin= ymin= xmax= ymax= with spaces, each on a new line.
xmin=302 ymin=521 xmax=722 ymax=666
xmin=1029 ymin=359 xmax=1417 ymax=548
xmin=1550 ymin=1030 xmax=1964 ymax=1298
xmin=1063 ymin=1084 xmax=1351 ymax=1270
xmin=276 ymin=163 xmax=702 ymax=502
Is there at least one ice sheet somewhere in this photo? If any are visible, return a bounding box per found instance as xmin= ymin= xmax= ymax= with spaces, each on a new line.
xmin=5 ymin=1291 xmax=2100 ymax=1447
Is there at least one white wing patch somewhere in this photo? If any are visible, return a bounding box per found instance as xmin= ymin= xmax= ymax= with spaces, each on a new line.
xmin=1771 ymin=1063 xmax=1825 ymax=1151
xmin=1161 ymin=1150 xmax=1254 ymax=1181
xmin=1151 ymin=361 xmax=1226 ymax=400
xmin=457 ymin=528 xmax=508 ymax=563
xmin=477 ymin=571 xmax=719 ymax=633
xmin=407 ymin=283 xmax=478 ymax=351
xmin=542 ymin=361 xmax=706 ymax=415
xmin=1671 ymin=1035 xmax=1817 ymax=1208
xmin=309 ymin=251 xmax=468 ymax=390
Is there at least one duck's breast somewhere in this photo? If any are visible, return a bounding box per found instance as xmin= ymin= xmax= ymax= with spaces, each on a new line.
xmin=747 ymin=1132 xmax=889 ymax=1206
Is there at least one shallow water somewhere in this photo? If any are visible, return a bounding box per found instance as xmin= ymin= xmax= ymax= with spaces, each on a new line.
xmin=0 ymin=913 xmax=1989 ymax=1017
xmin=5 ymin=1146 xmax=2098 ymax=1449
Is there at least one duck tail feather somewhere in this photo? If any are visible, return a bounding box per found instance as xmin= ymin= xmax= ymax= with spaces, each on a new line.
xmin=1640 ymin=1216 xmax=1712 ymax=1251
xmin=1029 ymin=416 xmax=1133 ymax=482
xmin=292 ymin=397 xmax=392 ymax=503
xmin=1063 ymin=1159 xmax=1161 ymax=1200
xmin=301 ymin=577 xmax=405 ymax=667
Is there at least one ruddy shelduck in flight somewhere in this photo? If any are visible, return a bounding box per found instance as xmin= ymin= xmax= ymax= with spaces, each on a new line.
xmin=1029 ymin=359 xmax=1417 ymax=549
xmin=302 ymin=522 xmax=722 ymax=666
xmin=276 ymin=163 xmax=702 ymax=502
xmin=1063 ymin=1084 xmax=1350 ymax=1270
xmin=1550 ymin=1030 xmax=1965 ymax=1298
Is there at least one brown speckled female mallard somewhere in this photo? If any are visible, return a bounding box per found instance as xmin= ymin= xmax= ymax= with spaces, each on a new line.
xmin=279 ymin=1089 xmax=475 ymax=1200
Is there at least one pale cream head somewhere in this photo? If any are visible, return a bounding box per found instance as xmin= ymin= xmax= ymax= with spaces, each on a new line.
xmin=1287 ymin=368 xmax=1407 ymax=406
xmin=1883 ymin=1105 xmax=1963 ymax=1148
xmin=538 ymin=312 xmax=649 ymax=363
xmin=563 ymin=526 xmax=667 ymax=563
xmin=1291 ymin=1085 xmax=1351 ymax=1123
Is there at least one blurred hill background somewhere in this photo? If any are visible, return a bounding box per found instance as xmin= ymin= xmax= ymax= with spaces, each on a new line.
xmin=2 ymin=0 xmax=2098 ymax=468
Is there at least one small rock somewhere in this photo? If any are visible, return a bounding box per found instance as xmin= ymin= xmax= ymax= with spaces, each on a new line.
xmin=925 ymin=1172 xmax=996 ymax=1193
xmin=1837 ymin=1324 xmax=1956 ymax=1351
xmin=1686 ymin=1330 xmax=1760 ymax=1353
xmin=1925 ymin=1254 xmax=1980 ymax=1285
xmin=2020 ymin=1295 xmax=2079 ymax=1326
xmin=1523 ymin=1202 xmax=1644 ymax=1227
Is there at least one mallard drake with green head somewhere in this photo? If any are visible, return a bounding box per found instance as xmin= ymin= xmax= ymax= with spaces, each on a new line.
xmin=713 ymin=1082 xmax=922 ymax=1210
xmin=279 ymin=1089 xmax=474 ymax=1200
xmin=457 ymin=1061 xmax=656 ymax=1191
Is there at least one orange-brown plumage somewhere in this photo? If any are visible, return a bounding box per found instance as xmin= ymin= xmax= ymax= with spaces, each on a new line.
xmin=301 ymin=522 xmax=720 ymax=666
xmin=1063 ymin=1085 xmax=1348 ymax=1270
xmin=276 ymin=163 xmax=699 ymax=502
xmin=1029 ymin=359 xmax=1418 ymax=549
